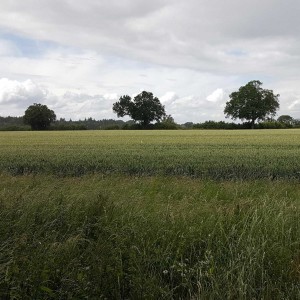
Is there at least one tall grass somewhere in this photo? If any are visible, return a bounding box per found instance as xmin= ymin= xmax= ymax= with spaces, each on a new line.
xmin=0 ymin=175 xmax=299 ymax=299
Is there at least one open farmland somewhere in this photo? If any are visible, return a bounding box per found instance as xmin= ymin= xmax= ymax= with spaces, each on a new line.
xmin=1 ymin=129 xmax=300 ymax=179
xmin=0 ymin=130 xmax=300 ymax=299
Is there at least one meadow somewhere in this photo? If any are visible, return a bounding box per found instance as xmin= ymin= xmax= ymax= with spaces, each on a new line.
xmin=0 ymin=130 xmax=299 ymax=299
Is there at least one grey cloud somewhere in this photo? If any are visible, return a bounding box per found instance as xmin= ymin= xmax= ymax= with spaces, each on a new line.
xmin=1 ymin=0 xmax=300 ymax=75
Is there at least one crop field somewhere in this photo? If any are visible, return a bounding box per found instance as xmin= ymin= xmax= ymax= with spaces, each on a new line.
xmin=1 ymin=129 xmax=300 ymax=179
xmin=0 ymin=130 xmax=300 ymax=299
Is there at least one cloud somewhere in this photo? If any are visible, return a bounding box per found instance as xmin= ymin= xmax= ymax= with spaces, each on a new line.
xmin=1 ymin=0 xmax=300 ymax=75
xmin=0 ymin=1 xmax=300 ymax=121
xmin=0 ymin=78 xmax=119 ymax=119
xmin=160 ymin=92 xmax=178 ymax=104
xmin=0 ymin=78 xmax=48 ymax=115
xmin=160 ymin=92 xmax=227 ymax=123
xmin=53 ymin=92 xmax=119 ymax=120
xmin=206 ymin=89 xmax=225 ymax=103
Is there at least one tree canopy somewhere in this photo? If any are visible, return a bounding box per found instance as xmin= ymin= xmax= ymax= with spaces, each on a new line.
xmin=224 ymin=80 xmax=280 ymax=129
xmin=24 ymin=103 xmax=56 ymax=130
xmin=277 ymin=115 xmax=294 ymax=125
xmin=113 ymin=91 xmax=166 ymax=127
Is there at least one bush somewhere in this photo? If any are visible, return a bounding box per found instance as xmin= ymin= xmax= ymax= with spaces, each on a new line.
xmin=0 ymin=125 xmax=30 ymax=131
xmin=122 ymin=123 xmax=143 ymax=130
xmin=104 ymin=125 xmax=121 ymax=130
xmin=193 ymin=121 xmax=245 ymax=130
xmin=257 ymin=121 xmax=287 ymax=129
xmin=154 ymin=122 xmax=179 ymax=130
xmin=50 ymin=124 xmax=87 ymax=130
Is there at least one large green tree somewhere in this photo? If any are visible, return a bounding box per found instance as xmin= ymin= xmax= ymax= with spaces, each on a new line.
xmin=224 ymin=80 xmax=280 ymax=129
xmin=113 ymin=91 xmax=166 ymax=127
xmin=24 ymin=103 xmax=56 ymax=130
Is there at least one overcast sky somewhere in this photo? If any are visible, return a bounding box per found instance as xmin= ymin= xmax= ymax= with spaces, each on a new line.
xmin=0 ymin=0 xmax=300 ymax=123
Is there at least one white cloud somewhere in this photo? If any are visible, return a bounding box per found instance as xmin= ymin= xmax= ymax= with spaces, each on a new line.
xmin=206 ymin=89 xmax=225 ymax=103
xmin=160 ymin=93 xmax=228 ymax=123
xmin=160 ymin=92 xmax=178 ymax=104
xmin=0 ymin=78 xmax=47 ymax=110
xmin=103 ymin=93 xmax=118 ymax=101
xmin=53 ymin=92 xmax=119 ymax=120
xmin=0 ymin=78 xmax=119 ymax=119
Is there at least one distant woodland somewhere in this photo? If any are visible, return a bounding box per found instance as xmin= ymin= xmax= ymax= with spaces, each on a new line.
xmin=0 ymin=115 xmax=299 ymax=131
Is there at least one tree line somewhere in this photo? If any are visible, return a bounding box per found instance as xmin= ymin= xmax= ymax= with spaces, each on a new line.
xmin=1 ymin=80 xmax=299 ymax=130
xmin=0 ymin=116 xmax=131 ymax=131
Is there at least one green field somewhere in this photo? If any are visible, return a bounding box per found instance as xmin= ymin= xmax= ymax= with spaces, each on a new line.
xmin=1 ymin=129 xmax=300 ymax=179
xmin=0 ymin=130 xmax=299 ymax=299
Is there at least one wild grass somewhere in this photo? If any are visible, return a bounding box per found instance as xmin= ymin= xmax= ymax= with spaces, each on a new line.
xmin=0 ymin=174 xmax=299 ymax=299
xmin=1 ymin=129 xmax=300 ymax=179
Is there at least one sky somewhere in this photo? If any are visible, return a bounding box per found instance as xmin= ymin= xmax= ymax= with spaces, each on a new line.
xmin=0 ymin=0 xmax=300 ymax=123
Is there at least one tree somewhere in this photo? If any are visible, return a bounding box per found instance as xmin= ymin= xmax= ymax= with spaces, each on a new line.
xmin=113 ymin=91 xmax=166 ymax=128
xmin=182 ymin=122 xmax=194 ymax=129
xmin=277 ymin=115 xmax=294 ymax=126
xmin=24 ymin=103 xmax=56 ymax=130
xmin=161 ymin=114 xmax=175 ymax=124
xmin=224 ymin=80 xmax=280 ymax=129
xmin=156 ymin=114 xmax=178 ymax=129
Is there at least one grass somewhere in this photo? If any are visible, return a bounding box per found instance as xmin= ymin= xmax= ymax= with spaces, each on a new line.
xmin=1 ymin=129 xmax=300 ymax=179
xmin=0 ymin=130 xmax=300 ymax=298
xmin=0 ymin=174 xmax=299 ymax=299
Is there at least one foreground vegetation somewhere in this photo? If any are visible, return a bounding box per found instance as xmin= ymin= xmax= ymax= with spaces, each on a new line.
xmin=0 ymin=174 xmax=299 ymax=299
xmin=0 ymin=130 xmax=299 ymax=298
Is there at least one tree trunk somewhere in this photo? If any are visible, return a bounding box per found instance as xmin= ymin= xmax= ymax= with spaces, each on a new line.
xmin=141 ymin=120 xmax=149 ymax=129
xmin=251 ymin=119 xmax=255 ymax=129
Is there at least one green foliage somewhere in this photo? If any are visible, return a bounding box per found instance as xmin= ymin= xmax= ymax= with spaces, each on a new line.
xmin=104 ymin=124 xmax=121 ymax=130
xmin=278 ymin=115 xmax=294 ymax=126
xmin=155 ymin=115 xmax=179 ymax=129
xmin=224 ymin=80 xmax=280 ymax=128
xmin=0 ymin=116 xmax=29 ymax=131
xmin=0 ymin=116 xmax=24 ymax=126
xmin=192 ymin=120 xmax=293 ymax=130
xmin=1 ymin=131 xmax=300 ymax=298
xmin=50 ymin=123 xmax=87 ymax=130
xmin=257 ymin=121 xmax=286 ymax=129
xmin=121 ymin=115 xmax=179 ymax=130
xmin=0 ymin=125 xmax=30 ymax=131
xmin=23 ymin=103 xmax=56 ymax=130
xmin=121 ymin=123 xmax=143 ymax=130
xmin=0 ymin=116 xmax=132 ymax=131
xmin=113 ymin=91 xmax=166 ymax=127
xmin=0 ymin=175 xmax=299 ymax=298
xmin=182 ymin=122 xmax=194 ymax=129
xmin=193 ymin=120 xmax=247 ymax=129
